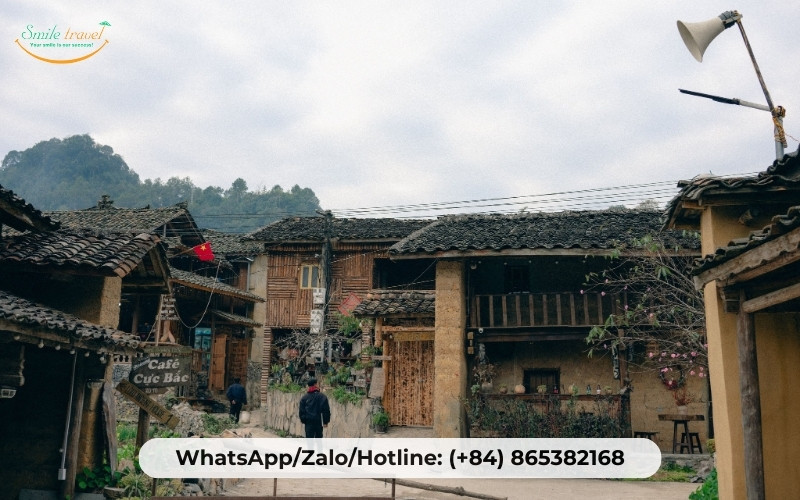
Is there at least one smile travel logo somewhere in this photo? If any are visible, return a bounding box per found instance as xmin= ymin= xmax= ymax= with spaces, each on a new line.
xmin=15 ymin=21 xmax=111 ymax=64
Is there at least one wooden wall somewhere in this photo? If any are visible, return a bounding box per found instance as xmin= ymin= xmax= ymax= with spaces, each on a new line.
xmin=265 ymin=243 xmax=391 ymax=328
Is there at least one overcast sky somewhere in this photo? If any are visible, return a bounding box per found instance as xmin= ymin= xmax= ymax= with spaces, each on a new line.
xmin=3 ymin=1 xmax=799 ymax=217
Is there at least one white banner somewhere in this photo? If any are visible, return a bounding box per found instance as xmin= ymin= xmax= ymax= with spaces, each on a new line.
xmin=139 ymin=438 xmax=660 ymax=479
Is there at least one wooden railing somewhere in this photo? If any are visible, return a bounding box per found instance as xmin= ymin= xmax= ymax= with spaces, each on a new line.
xmin=471 ymin=291 xmax=628 ymax=329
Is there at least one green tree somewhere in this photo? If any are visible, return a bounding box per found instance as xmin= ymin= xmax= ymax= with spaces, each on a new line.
xmin=0 ymin=135 xmax=322 ymax=232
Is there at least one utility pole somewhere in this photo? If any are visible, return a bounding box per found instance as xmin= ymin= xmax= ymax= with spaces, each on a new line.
xmin=316 ymin=210 xmax=334 ymax=362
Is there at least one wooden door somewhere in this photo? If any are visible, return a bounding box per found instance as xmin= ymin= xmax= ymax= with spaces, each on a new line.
xmin=228 ymin=337 xmax=249 ymax=387
xmin=384 ymin=339 xmax=434 ymax=427
xmin=209 ymin=333 xmax=227 ymax=391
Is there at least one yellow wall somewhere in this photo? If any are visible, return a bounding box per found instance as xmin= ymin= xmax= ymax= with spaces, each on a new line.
xmin=487 ymin=340 xmax=709 ymax=450
xmin=755 ymin=313 xmax=800 ymax=499
xmin=700 ymin=207 xmax=748 ymax=499
xmin=698 ymin=206 xmax=800 ymax=498
xmin=434 ymin=260 xmax=468 ymax=437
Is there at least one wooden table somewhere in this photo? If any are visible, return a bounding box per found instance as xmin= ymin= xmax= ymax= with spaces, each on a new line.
xmin=658 ymin=413 xmax=705 ymax=454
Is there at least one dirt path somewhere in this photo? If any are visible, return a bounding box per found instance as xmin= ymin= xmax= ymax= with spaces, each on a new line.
xmin=221 ymin=411 xmax=700 ymax=500
xmin=223 ymin=476 xmax=700 ymax=500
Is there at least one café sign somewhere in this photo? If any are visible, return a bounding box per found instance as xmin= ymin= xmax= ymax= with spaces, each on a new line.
xmin=129 ymin=355 xmax=190 ymax=388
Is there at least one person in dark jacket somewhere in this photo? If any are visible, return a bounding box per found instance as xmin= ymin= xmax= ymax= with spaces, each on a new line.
xmin=298 ymin=378 xmax=331 ymax=437
xmin=226 ymin=378 xmax=247 ymax=423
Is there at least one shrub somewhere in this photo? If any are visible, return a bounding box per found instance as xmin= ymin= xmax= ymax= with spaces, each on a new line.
xmin=201 ymin=412 xmax=236 ymax=435
xmin=689 ymin=468 xmax=718 ymax=500
xmin=330 ymin=386 xmax=364 ymax=405
xmin=117 ymin=423 xmax=137 ymax=443
xmin=76 ymin=464 xmax=121 ymax=492
xmin=465 ymin=394 xmax=625 ymax=438
xmin=372 ymin=411 xmax=390 ymax=427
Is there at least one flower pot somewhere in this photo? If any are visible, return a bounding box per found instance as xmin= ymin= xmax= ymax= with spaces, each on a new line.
xmin=514 ymin=384 xmax=526 ymax=394
xmin=676 ymin=405 xmax=688 ymax=415
xmin=498 ymin=385 xmax=508 ymax=394
xmin=481 ymin=381 xmax=493 ymax=393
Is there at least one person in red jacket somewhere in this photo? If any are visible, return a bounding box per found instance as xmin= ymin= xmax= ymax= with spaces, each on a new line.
xmin=298 ymin=378 xmax=331 ymax=437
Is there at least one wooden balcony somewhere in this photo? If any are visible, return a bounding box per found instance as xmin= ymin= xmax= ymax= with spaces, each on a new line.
xmin=471 ymin=291 xmax=628 ymax=340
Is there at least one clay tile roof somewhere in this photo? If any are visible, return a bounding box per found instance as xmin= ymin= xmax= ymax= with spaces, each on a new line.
xmin=210 ymin=308 xmax=262 ymax=326
xmin=169 ymin=267 xmax=264 ymax=302
xmin=664 ymin=146 xmax=800 ymax=228
xmin=0 ymin=184 xmax=59 ymax=232
xmin=390 ymin=210 xmax=698 ymax=256
xmin=201 ymin=229 xmax=262 ymax=255
xmin=692 ymin=205 xmax=800 ymax=275
xmin=0 ymin=289 xmax=139 ymax=350
xmin=352 ymin=290 xmax=435 ymax=317
xmin=45 ymin=202 xmax=204 ymax=248
xmin=245 ymin=217 xmax=431 ymax=242
xmin=0 ymin=229 xmax=163 ymax=278
xmin=48 ymin=205 xmax=188 ymax=232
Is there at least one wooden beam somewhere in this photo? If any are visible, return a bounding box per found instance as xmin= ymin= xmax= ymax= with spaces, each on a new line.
xmin=695 ymin=225 xmax=800 ymax=288
xmin=737 ymin=290 xmax=765 ymax=500
xmin=529 ymin=294 xmax=535 ymax=326
xmin=741 ymin=281 xmax=800 ymax=313
xmin=555 ymin=294 xmax=562 ymax=326
xmin=380 ymin=326 xmax=435 ymax=333
xmin=61 ymin=354 xmax=86 ymax=500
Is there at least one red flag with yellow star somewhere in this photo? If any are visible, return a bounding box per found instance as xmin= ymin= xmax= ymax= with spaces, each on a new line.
xmin=192 ymin=242 xmax=214 ymax=261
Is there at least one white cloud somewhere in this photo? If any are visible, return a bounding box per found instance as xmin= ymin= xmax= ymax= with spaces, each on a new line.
xmin=3 ymin=1 xmax=799 ymax=216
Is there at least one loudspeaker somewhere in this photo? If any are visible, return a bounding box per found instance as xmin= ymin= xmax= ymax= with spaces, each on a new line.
xmin=677 ymin=11 xmax=739 ymax=62
xmin=677 ymin=17 xmax=726 ymax=62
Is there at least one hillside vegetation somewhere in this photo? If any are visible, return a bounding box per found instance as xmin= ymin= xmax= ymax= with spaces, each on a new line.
xmin=0 ymin=135 xmax=321 ymax=232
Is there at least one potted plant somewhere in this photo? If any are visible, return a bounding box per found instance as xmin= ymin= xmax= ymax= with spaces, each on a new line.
xmin=536 ymin=384 xmax=547 ymax=394
xmin=672 ymin=385 xmax=694 ymax=414
xmin=372 ymin=411 xmax=390 ymax=433
xmin=472 ymin=361 xmax=495 ymax=393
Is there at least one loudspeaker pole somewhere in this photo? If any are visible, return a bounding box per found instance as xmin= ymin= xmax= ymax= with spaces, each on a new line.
xmin=733 ymin=17 xmax=786 ymax=159
xmin=677 ymin=10 xmax=787 ymax=160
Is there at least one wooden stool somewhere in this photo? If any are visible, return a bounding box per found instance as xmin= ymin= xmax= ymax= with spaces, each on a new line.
xmin=680 ymin=432 xmax=703 ymax=453
xmin=634 ymin=431 xmax=658 ymax=441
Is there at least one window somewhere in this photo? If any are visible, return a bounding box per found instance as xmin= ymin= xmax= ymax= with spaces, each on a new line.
xmin=300 ymin=264 xmax=320 ymax=289
xmin=524 ymin=368 xmax=560 ymax=394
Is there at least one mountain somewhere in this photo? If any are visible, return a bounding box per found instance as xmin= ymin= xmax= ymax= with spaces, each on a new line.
xmin=0 ymin=135 xmax=321 ymax=232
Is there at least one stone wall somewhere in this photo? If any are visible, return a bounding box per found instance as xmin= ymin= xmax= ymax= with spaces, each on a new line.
xmin=263 ymin=389 xmax=376 ymax=438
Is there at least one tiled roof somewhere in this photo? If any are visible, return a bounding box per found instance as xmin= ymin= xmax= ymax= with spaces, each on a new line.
xmin=390 ymin=210 xmax=699 ymax=256
xmin=0 ymin=184 xmax=59 ymax=232
xmin=210 ymin=309 xmax=262 ymax=327
xmin=201 ymin=229 xmax=263 ymax=255
xmin=693 ymin=205 xmax=800 ymax=275
xmin=352 ymin=290 xmax=435 ymax=317
xmin=48 ymin=204 xmax=187 ymax=232
xmin=46 ymin=202 xmax=205 ymax=247
xmin=0 ymin=289 xmax=139 ymax=350
xmin=169 ymin=267 xmax=264 ymax=302
xmin=0 ymin=229 xmax=163 ymax=278
xmin=246 ymin=216 xmax=431 ymax=243
xmin=664 ymin=146 xmax=800 ymax=228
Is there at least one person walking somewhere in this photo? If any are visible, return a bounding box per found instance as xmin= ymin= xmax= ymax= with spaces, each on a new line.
xmin=226 ymin=377 xmax=247 ymax=423
xmin=298 ymin=378 xmax=331 ymax=437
